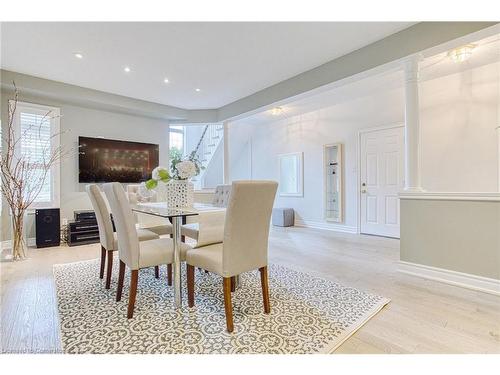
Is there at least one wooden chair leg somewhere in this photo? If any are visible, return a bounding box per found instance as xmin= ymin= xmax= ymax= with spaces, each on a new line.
xmin=259 ymin=266 xmax=271 ymax=314
xmin=223 ymin=277 xmax=234 ymax=332
xmin=105 ymin=250 xmax=113 ymax=289
xmin=127 ymin=270 xmax=139 ymax=319
xmin=187 ymin=264 xmax=195 ymax=308
xmin=116 ymin=260 xmax=126 ymax=302
xmin=230 ymin=276 xmax=236 ymax=292
xmin=167 ymin=264 xmax=172 ymax=286
xmin=99 ymin=246 xmax=106 ymax=279
xmin=154 ymin=265 xmax=160 ymax=279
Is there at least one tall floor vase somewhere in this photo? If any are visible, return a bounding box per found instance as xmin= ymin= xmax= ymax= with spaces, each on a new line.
xmin=9 ymin=209 xmax=27 ymax=260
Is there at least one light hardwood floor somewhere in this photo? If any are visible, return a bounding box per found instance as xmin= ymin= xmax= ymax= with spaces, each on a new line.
xmin=1 ymin=226 xmax=499 ymax=353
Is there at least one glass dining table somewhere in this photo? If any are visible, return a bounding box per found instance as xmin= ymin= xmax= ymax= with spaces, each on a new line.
xmin=130 ymin=202 xmax=226 ymax=309
xmin=130 ymin=203 xmax=198 ymax=309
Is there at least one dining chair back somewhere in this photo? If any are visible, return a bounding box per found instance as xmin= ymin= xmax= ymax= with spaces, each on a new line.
xmin=103 ymin=182 xmax=140 ymax=270
xmin=127 ymin=184 xmax=156 ymax=203
xmin=222 ymin=180 xmax=278 ymax=277
xmin=86 ymin=184 xmax=115 ymax=251
xmin=212 ymin=184 xmax=232 ymax=207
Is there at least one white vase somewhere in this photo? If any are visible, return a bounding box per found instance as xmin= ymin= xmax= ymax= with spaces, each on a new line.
xmin=167 ymin=179 xmax=194 ymax=208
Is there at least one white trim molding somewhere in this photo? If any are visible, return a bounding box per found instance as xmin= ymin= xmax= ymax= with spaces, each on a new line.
xmin=398 ymin=261 xmax=500 ymax=296
xmin=399 ymin=192 xmax=500 ymax=202
xmin=294 ymin=218 xmax=357 ymax=234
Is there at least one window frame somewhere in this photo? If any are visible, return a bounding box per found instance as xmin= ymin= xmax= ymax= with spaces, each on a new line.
xmin=169 ymin=125 xmax=185 ymax=153
xmin=10 ymin=101 xmax=61 ymax=209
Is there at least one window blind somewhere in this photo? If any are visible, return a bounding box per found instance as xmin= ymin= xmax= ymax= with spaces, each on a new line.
xmin=20 ymin=111 xmax=52 ymax=203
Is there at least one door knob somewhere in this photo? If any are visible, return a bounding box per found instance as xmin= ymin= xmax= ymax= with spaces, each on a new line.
xmin=361 ymin=189 xmax=367 ymax=193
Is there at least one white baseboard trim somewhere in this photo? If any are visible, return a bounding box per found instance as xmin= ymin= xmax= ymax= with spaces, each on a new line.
xmin=294 ymin=218 xmax=358 ymax=234
xmin=1 ymin=238 xmax=36 ymax=249
xmin=398 ymin=261 xmax=500 ymax=296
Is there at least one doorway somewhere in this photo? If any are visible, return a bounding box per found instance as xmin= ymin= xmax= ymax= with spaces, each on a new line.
xmin=359 ymin=125 xmax=404 ymax=238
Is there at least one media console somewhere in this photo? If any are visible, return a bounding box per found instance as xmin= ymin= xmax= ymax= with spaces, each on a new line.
xmin=67 ymin=210 xmax=100 ymax=246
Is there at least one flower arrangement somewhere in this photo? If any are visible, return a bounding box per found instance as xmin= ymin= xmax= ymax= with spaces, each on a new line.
xmin=145 ymin=150 xmax=204 ymax=190
xmin=170 ymin=150 xmax=204 ymax=180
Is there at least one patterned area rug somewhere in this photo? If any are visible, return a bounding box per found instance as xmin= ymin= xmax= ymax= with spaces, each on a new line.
xmin=53 ymin=259 xmax=389 ymax=354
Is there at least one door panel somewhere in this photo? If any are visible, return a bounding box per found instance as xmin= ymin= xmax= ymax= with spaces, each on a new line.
xmin=360 ymin=126 xmax=404 ymax=238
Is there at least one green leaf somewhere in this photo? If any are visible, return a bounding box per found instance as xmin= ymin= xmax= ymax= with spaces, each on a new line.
xmin=145 ymin=179 xmax=158 ymax=190
xmin=158 ymin=169 xmax=170 ymax=182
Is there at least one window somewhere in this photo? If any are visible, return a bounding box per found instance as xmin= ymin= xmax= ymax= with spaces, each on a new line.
xmin=169 ymin=125 xmax=184 ymax=154
xmin=11 ymin=102 xmax=61 ymax=209
xmin=170 ymin=123 xmax=223 ymax=190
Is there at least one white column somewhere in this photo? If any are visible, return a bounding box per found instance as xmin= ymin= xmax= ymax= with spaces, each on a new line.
xmin=403 ymin=55 xmax=424 ymax=192
xmin=223 ymin=121 xmax=230 ymax=184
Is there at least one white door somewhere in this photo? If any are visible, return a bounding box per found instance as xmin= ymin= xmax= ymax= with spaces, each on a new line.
xmin=360 ymin=126 xmax=404 ymax=238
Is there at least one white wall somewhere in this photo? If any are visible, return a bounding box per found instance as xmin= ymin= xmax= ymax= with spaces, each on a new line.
xmin=229 ymin=61 xmax=500 ymax=231
xmin=1 ymin=90 xmax=169 ymax=241
xmin=420 ymin=62 xmax=500 ymax=192
xmin=230 ymin=88 xmax=405 ymax=231
xmin=184 ymin=125 xmax=204 ymax=154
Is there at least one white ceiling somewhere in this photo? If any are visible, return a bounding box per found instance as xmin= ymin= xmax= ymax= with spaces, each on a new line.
xmin=0 ymin=22 xmax=413 ymax=110
xmin=233 ymin=33 xmax=500 ymax=126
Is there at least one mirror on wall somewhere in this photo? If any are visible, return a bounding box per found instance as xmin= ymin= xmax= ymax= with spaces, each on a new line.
xmin=278 ymin=152 xmax=303 ymax=197
xmin=324 ymin=143 xmax=343 ymax=222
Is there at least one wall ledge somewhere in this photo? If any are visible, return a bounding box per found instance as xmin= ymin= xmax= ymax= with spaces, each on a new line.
xmin=398 ymin=261 xmax=500 ymax=296
xmin=399 ymin=192 xmax=500 ymax=202
xmin=294 ymin=218 xmax=358 ymax=234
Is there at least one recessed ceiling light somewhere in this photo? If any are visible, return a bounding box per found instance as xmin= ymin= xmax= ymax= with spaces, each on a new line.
xmin=164 ymin=78 xmax=169 ymax=84
xmin=124 ymin=66 xmax=131 ymax=73
xmin=271 ymin=107 xmax=283 ymax=116
xmin=195 ymin=88 xmax=201 ymax=92
xmin=448 ymin=44 xmax=476 ymax=63
xmin=74 ymin=53 xmax=83 ymax=59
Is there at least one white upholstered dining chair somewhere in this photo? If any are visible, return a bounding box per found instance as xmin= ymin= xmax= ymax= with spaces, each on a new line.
xmin=103 ymin=182 xmax=191 ymax=318
xmin=126 ymin=184 xmax=173 ymax=236
xmin=181 ymin=184 xmax=231 ymax=241
xmin=185 ymin=180 xmax=278 ymax=332
xmin=86 ymin=184 xmax=161 ymax=289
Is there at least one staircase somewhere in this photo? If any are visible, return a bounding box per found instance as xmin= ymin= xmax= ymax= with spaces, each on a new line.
xmin=191 ymin=124 xmax=224 ymax=189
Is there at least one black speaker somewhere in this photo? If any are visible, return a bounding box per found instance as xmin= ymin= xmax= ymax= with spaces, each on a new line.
xmin=35 ymin=208 xmax=61 ymax=248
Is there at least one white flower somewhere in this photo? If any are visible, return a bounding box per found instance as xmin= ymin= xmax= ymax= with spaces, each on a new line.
xmin=152 ymin=166 xmax=169 ymax=181
xmin=175 ymin=160 xmax=197 ymax=179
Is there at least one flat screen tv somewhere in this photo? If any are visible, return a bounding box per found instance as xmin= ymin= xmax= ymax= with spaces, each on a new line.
xmin=78 ymin=136 xmax=159 ymax=183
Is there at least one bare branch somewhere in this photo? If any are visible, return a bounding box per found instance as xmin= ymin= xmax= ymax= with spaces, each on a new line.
xmin=1 ymin=84 xmax=73 ymax=260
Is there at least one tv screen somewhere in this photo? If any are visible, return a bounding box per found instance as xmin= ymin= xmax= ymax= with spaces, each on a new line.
xmin=78 ymin=136 xmax=159 ymax=183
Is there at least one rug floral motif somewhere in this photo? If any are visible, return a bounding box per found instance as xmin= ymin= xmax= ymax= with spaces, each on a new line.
xmin=53 ymin=260 xmax=389 ymax=354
